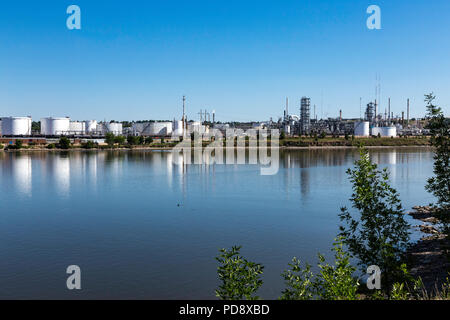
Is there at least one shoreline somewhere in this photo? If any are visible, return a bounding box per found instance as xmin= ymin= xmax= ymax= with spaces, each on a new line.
xmin=0 ymin=145 xmax=433 ymax=153
xmin=408 ymin=206 xmax=450 ymax=293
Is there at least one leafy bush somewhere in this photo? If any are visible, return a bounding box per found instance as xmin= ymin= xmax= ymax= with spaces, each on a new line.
xmin=58 ymin=137 xmax=71 ymax=149
xmin=46 ymin=143 xmax=56 ymax=149
xmin=216 ymin=246 xmax=264 ymax=300
xmin=105 ymin=133 xmax=115 ymax=146
xmin=339 ymin=147 xmax=410 ymax=291
xmin=424 ymin=93 xmax=450 ymax=234
xmin=280 ymin=237 xmax=359 ymax=300
xmin=82 ymin=141 xmax=98 ymax=149
xmin=280 ymin=258 xmax=314 ymax=300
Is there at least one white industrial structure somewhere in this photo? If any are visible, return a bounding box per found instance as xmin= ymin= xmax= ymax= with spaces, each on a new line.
xmin=371 ymin=126 xmax=397 ymax=138
xmin=354 ymin=121 xmax=370 ymax=137
xmin=173 ymin=120 xmax=184 ymax=137
xmin=96 ymin=122 xmax=123 ymax=136
xmin=0 ymin=117 xmax=32 ymax=136
xmin=69 ymin=121 xmax=85 ymax=134
xmin=84 ymin=120 xmax=98 ymax=134
xmin=41 ymin=117 xmax=71 ymax=136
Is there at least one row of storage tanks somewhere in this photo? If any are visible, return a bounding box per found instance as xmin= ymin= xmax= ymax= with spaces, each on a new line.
xmin=0 ymin=117 xmax=123 ymax=136
xmin=354 ymin=121 xmax=397 ymax=137
xmin=131 ymin=121 xmax=208 ymax=136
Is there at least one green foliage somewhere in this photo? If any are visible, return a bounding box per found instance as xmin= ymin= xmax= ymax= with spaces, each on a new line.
xmin=216 ymin=246 xmax=264 ymax=300
xmin=424 ymin=93 xmax=450 ymax=230
xmin=105 ymin=133 xmax=116 ymax=146
xmin=114 ymin=135 xmax=126 ymax=145
xmin=145 ymin=137 xmax=153 ymax=144
xmin=15 ymin=140 xmax=23 ymax=149
xmin=82 ymin=141 xmax=98 ymax=149
xmin=390 ymin=283 xmax=409 ymax=300
xmin=127 ymin=135 xmax=140 ymax=146
xmin=0 ymin=144 xmax=4 ymax=150
xmin=314 ymin=237 xmax=359 ymax=300
xmin=280 ymin=258 xmax=314 ymax=300
xmin=339 ymin=147 xmax=410 ymax=291
xmin=280 ymin=237 xmax=359 ymax=300
xmin=46 ymin=143 xmax=56 ymax=149
xmin=280 ymin=131 xmax=286 ymax=140
xmin=31 ymin=121 xmax=40 ymax=132
xmin=58 ymin=137 xmax=71 ymax=149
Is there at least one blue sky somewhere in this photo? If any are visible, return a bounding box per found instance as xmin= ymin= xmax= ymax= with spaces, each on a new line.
xmin=0 ymin=0 xmax=449 ymax=122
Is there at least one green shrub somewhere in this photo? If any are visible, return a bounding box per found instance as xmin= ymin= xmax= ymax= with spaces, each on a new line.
xmin=215 ymin=246 xmax=264 ymax=300
xmin=82 ymin=141 xmax=98 ymax=149
xmin=58 ymin=137 xmax=71 ymax=149
xmin=339 ymin=147 xmax=410 ymax=292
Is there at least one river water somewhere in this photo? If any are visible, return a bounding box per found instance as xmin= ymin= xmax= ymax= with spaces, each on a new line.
xmin=0 ymin=148 xmax=434 ymax=299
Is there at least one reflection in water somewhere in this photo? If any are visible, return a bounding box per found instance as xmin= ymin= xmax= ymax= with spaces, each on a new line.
xmin=0 ymin=147 xmax=435 ymax=299
xmin=12 ymin=154 xmax=32 ymax=196
xmin=0 ymin=147 xmax=433 ymax=202
xmin=53 ymin=155 xmax=70 ymax=197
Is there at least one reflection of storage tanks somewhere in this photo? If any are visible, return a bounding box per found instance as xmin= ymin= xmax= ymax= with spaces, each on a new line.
xmin=371 ymin=126 xmax=397 ymax=138
xmin=149 ymin=122 xmax=173 ymax=136
xmin=41 ymin=117 xmax=71 ymax=136
xmin=69 ymin=121 xmax=85 ymax=134
xmin=354 ymin=121 xmax=370 ymax=137
xmin=1 ymin=117 xmax=32 ymax=136
xmin=173 ymin=120 xmax=183 ymax=137
xmin=84 ymin=120 xmax=98 ymax=134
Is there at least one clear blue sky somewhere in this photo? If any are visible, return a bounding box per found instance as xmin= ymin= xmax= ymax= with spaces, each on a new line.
xmin=0 ymin=0 xmax=449 ymax=122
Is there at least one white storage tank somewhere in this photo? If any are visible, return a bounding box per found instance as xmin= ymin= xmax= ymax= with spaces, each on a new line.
xmin=354 ymin=121 xmax=370 ymax=137
xmin=1 ymin=117 xmax=32 ymax=136
xmin=84 ymin=120 xmax=98 ymax=134
xmin=173 ymin=120 xmax=184 ymax=137
xmin=105 ymin=122 xmax=123 ymax=135
xmin=371 ymin=126 xmax=397 ymax=138
xmin=149 ymin=122 xmax=173 ymax=136
xmin=41 ymin=117 xmax=71 ymax=136
xmin=69 ymin=121 xmax=85 ymax=134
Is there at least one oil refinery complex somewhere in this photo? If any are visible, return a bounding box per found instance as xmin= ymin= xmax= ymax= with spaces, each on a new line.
xmin=0 ymin=96 xmax=432 ymax=145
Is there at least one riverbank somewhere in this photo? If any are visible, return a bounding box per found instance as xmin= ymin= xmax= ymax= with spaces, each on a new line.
xmin=408 ymin=206 xmax=450 ymax=294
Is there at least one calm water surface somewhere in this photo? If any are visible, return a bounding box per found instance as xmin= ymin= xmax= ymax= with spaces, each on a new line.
xmin=0 ymin=148 xmax=434 ymax=299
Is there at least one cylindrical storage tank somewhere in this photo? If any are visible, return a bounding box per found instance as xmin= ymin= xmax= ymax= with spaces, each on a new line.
xmin=84 ymin=120 xmax=98 ymax=134
xmin=173 ymin=120 xmax=184 ymax=137
xmin=354 ymin=121 xmax=370 ymax=137
xmin=284 ymin=125 xmax=291 ymax=135
xmin=41 ymin=117 xmax=70 ymax=136
xmin=371 ymin=127 xmax=381 ymax=137
xmin=69 ymin=121 xmax=85 ymax=134
xmin=149 ymin=122 xmax=173 ymax=136
xmin=105 ymin=122 xmax=123 ymax=135
xmin=381 ymin=127 xmax=397 ymax=138
xmin=1 ymin=117 xmax=32 ymax=136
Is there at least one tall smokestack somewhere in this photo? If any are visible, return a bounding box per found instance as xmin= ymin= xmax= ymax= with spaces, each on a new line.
xmin=402 ymin=111 xmax=405 ymax=126
xmin=182 ymin=96 xmax=186 ymax=137
xmin=407 ymin=99 xmax=410 ymax=127
xmin=375 ymin=99 xmax=378 ymax=125
xmin=339 ymin=109 xmax=342 ymax=121
xmin=286 ymin=97 xmax=289 ymax=120
xmin=388 ymin=98 xmax=391 ymax=122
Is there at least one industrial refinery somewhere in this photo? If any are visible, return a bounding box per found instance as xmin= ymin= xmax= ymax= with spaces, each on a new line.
xmin=0 ymin=95 xmax=431 ymax=146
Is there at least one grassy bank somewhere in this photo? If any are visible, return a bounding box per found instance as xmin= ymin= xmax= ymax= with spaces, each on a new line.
xmin=280 ymin=136 xmax=431 ymax=147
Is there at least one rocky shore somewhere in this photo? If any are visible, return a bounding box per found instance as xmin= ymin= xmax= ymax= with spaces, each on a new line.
xmin=408 ymin=206 xmax=450 ymax=293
